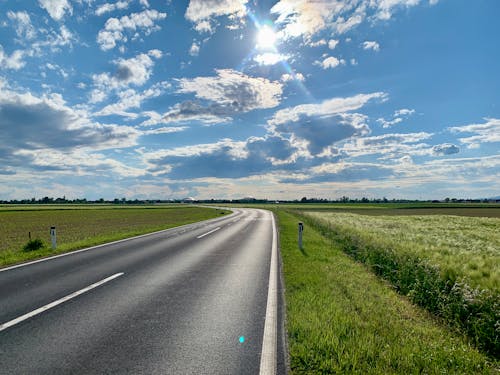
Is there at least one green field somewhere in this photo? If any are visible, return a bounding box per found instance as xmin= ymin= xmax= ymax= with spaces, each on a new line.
xmin=228 ymin=202 xmax=500 ymax=217
xmin=304 ymin=212 xmax=499 ymax=291
xmin=0 ymin=205 xmax=229 ymax=267
xmin=296 ymin=209 xmax=499 ymax=358
xmin=276 ymin=209 xmax=498 ymax=373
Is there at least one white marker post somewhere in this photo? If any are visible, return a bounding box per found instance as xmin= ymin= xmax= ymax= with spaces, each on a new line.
xmin=298 ymin=222 xmax=304 ymax=249
xmin=50 ymin=226 xmax=57 ymax=250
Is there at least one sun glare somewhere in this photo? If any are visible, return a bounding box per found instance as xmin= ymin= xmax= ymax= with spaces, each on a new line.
xmin=256 ymin=25 xmax=277 ymax=50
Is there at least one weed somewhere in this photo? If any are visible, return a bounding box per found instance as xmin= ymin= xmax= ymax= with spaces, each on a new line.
xmin=22 ymin=238 xmax=45 ymax=252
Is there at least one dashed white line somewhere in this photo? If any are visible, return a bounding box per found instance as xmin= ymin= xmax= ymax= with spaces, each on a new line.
xmin=196 ymin=227 xmax=221 ymax=239
xmin=0 ymin=273 xmax=124 ymax=332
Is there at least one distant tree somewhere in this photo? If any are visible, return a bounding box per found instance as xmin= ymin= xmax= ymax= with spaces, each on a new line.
xmin=301 ymin=196 xmax=308 ymax=202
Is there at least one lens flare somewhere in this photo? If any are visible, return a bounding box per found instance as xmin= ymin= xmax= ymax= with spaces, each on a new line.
xmin=256 ymin=25 xmax=277 ymax=50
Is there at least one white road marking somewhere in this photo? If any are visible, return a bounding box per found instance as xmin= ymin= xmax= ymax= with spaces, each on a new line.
xmin=0 ymin=273 xmax=124 ymax=332
xmin=196 ymin=227 xmax=221 ymax=239
xmin=259 ymin=211 xmax=278 ymax=375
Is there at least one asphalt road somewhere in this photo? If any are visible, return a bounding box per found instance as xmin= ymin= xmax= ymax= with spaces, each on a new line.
xmin=0 ymin=208 xmax=287 ymax=374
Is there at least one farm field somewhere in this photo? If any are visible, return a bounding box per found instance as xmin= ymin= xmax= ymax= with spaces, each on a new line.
xmin=304 ymin=212 xmax=499 ymax=291
xmin=228 ymin=202 xmax=500 ymax=217
xmin=275 ymin=209 xmax=498 ymax=373
xmin=300 ymin=209 xmax=499 ymax=358
xmin=304 ymin=207 xmax=500 ymax=218
xmin=0 ymin=205 xmax=229 ymax=267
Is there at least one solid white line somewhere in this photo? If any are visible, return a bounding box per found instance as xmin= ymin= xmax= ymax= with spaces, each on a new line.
xmin=196 ymin=227 xmax=221 ymax=239
xmin=0 ymin=272 xmax=124 ymax=332
xmin=0 ymin=210 xmax=237 ymax=273
xmin=259 ymin=211 xmax=278 ymax=375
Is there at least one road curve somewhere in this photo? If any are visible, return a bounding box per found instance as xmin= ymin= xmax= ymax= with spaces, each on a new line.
xmin=0 ymin=208 xmax=287 ymax=374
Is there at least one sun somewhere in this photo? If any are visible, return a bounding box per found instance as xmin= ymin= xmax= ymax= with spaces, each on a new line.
xmin=256 ymin=25 xmax=277 ymax=50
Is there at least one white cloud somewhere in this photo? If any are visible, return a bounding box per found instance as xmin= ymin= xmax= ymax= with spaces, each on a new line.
xmin=95 ymin=82 xmax=169 ymax=117
xmin=376 ymin=0 xmax=421 ymax=20
xmin=0 ymin=87 xmax=140 ymax=173
xmin=162 ymin=69 xmax=283 ymax=124
xmin=29 ymin=25 xmax=75 ymax=54
xmin=271 ymin=0 xmax=430 ymax=41
xmin=95 ymin=1 xmax=130 ymax=16
xmin=276 ymin=112 xmax=371 ymax=155
xmin=0 ymin=45 xmax=26 ymax=70
xmin=97 ymin=9 xmax=167 ymax=50
xmin=177 ymin=69 xmax=282 ymax=111
xmin=309 ymin=39 xmax=326 ymax=47
xmin=254 ymin=52 xmax=288 ymax=65
xmin=147 ymin=49 xmax=162 ymax=59
xmin=189 ymin=42 xmax=200 ymax=56
xmin=394 ymin=108 xmax=415 ymax=117
xmin=328 ymin=39 xmax=339 ymax=50
xmin=340 ymin=132 xmax=434 ymax=158
xmin=91 ymin=50 xmax=161 ymax=103
xmin=142 ymin=126 xmax=188 ymax=135
xmin=363 ymin=40 xmax=380 ymax=51
xmin=315 ymin=56 xmax=342 ymax=69
xmin=185 ymin=0 xmax=248 ymax=33
xmin=38 ymin=0 xmax=72 ymax=21
xmin=334 ymin=12 xmax=364 ymax=34
xmin=272 ymin=0 xmax=356 ymax=40
xmin=281 ymin=72 xmax=305 ymax=82
xmin=268 ymin=92 xmax=388 ymax=155
xmin=7 ymin=11 xmax=36 ymax=40
xmin=269 ymin=92 xmax=387 ymax=126
xmin=377 ymin=117 xmax=402 ymax=128
xmin=193 ymin=20 xmax=212 ymax=33
xmin=448 ymin=118 xmax=500 ymax=148
xmin=377 ymin=107 xmax=415 ymax=128
xmin=143 ymin=135 xmax=297 ymax=179
xmin=14 ymin=148 xmax=144 ymax=178
xmin=432 ymin=143 xmax=460 ymax=156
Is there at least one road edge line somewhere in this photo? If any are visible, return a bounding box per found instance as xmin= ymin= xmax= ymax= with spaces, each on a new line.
xmin=0 ymin=272 xmax=124 ymax=332
xmin=259 ymin=210 xmax=278 ymax=375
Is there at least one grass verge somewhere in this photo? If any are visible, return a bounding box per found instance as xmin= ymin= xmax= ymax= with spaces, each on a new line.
xmin=276 ymin=209 xmax=498 ymax=373
xmin=0 ymin=205 xmax=229 ymax=268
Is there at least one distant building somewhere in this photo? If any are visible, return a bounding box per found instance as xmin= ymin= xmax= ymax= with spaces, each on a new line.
xmin=183 ymin=197 xmax=196 ymax=203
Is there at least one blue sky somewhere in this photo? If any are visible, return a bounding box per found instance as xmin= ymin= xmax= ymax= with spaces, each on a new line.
xmin=0 ymin=0 xmax=498 ymax=200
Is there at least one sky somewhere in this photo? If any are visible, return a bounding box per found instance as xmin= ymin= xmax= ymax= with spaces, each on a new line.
xmin=0 ymin=0 xmax=498 ymax=200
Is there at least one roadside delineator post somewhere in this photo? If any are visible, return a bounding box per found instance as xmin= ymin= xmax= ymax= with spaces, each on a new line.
xmin=298 ymin=222 xmax=304 ymax=249
xmin=50 ymin=226 xmax=57 ymax=250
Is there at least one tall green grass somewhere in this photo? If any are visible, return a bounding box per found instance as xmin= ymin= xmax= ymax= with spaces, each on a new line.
xmin=302 ymin=211 xmax=499 ymax=358
xmin=276 ymin=210 xmax=497 ymax=373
